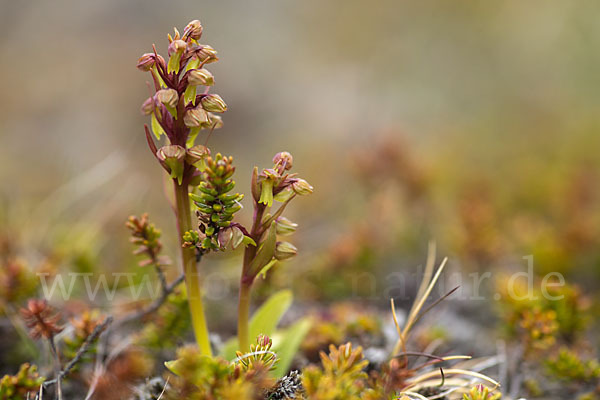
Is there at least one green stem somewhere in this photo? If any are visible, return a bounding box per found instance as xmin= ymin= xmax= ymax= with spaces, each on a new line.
xmin=237 ymin=202 xmax=266 ymax=352
xmin=237 ymin=280 xmax=251 ymax=353
xmin=174 ymin=180 xmax=212 ymax=356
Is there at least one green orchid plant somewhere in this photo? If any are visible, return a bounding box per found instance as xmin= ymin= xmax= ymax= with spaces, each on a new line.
xmin=136 ymin=19 xmax=313 ymax=359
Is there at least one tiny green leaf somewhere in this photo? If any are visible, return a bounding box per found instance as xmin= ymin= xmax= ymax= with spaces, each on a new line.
xmin=167 ymin=52 xmax=182 ymax=74
xmin=186 ymin=56 xmax=201 ymax=71
xmin=151 ymin=113 xmax=165 ymax=140
xmin=242 ymin=235 xmax=257 ymax=247
xmin=184 ymin=85 xmax=197 ymax=105
xmin=257 ymin=258 xmax=278 ymax=279
xmin=186 ymin=127 xmax=201 ymax=148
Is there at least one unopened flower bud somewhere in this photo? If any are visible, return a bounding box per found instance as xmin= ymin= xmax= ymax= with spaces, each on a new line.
xmin=275 ymin=217 xmax=297 ymax=236
xmin=201 ymin=94 xmax=227 ymax=113
xmin=140 ymin=96 xmax=155 ymax=115
xmin=186 ymin=145 xmax=210 ymax=164
xmin=257 ymin=334 xmax=272 ymax=348
xmin=168 ymin=39 xmax=187 ymax=56
xmin=193 ymin=44 xmax=218 ymax=63
xmin=156 ymin=89 xmax=178 ymax=109
xmin=137 ymin=53 xmax=156 ymax=71
xmin=291 ymin=179 xmax=313 ymax=195
xmin=275 ymin=241 xmax=297 ymax=261
xmin=274 ymin=187 xmax=294 ymax=202
xmin=157 ymin=145 xmax=186 ymax=162
xmin=184 ymin=106 xmax=209 ymax=127
xmin=188 ymin=68 xmax=214 ymax=86
xmin=207 ymin=113 xmax=224 ymax=129
xmin=273 ymin=152 xmax=293 ymax=171
xmin=183 ymin=20 xmax=203 ymax=40
xmin=217 ymin=227 xmax=233 ymax=248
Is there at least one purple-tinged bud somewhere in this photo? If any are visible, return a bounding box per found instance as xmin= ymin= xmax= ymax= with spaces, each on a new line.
xmin=291 ymin=179 xmax=313 ymax=195
xmin=191 ymin=44 xmax=218 ymax=64
xmin=168 ymin=39 xmax=187 ymax=56
xmin=201 ymin=94 xmax=227 ymax=113
xmin=256 ymin=334 xmax=272 ymax=348
xmin=157 ymin=145 xmax=186 ymax=162
xmin=274 ymin=241 xmax=297 ymax=261
xmin=156 ymin=89 xmax=178 ymax=109
xmin=184 ymin=105 xmax=209 ymax=127
xmin=155 ymin=54 xmax=166 ymax=71
xmin=188 ymin=68 xmax=214 ymax=86
xmin=183 ymin=20 xmax=203 ymax=40
xmin=186 ymin=145 xmax=210 ymax=164
xmin=140 ymin=96 xmax=155 ymax=115
xmin=137 ymin=53 xmax=156 ymax=71
xmin=273 ymin=152 xmax=293 ymax=171
xmin=275 ymin=217 xmax=297 ymax=236
xmin=251 ymin=167 xmax=260 ymax=202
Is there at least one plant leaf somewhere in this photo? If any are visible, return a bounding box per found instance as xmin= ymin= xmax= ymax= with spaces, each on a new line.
xmin=248 ymin=221 xmax=277 ymax=276
xmin=271 ymin=317 xmax=312 ymax=378
xmin=242 ymin=235 xmax=257 ymax=247
xmin=220 ymin=289 xmax=292 ymax=360
xmin=151 ymin=113 xmax=165 ymax=140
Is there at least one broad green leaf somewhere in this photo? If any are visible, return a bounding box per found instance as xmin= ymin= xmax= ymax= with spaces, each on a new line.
xmin=271 ymin=317 xmax=312 ymax=378
xmin=249 ymin=289 xmax=292 ymax=342
xmin=220 ymin=289 xmax=292 ymax=360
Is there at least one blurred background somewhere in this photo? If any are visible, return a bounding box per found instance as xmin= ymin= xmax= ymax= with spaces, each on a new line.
xmin=1 ymin=0 xmax=599 ymax=368
xmin=1 ymin=2 xmax=600 ymax=397
xmin=2 ymin=0 xmax=599 ymax=285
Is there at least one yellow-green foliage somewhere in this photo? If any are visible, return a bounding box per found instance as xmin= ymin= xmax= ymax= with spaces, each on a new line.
xmin=302 ymin=343 xmax=372 ymax=400
xmin=578 ymin=392 xmax=600 ymax=400
xmin=63 ymin=309 xmax=105 ymax=361
xmin=496 ymin=277 xmax=589 ymax=351
xmin=137 ymin=289 xmax=190 ymax=350
xmin=165 ymin=345 xmax=273 ymax=400
xmin=0 ymin=363 xmax=44 ymax=400
xmin=545 ymin=347 xmax=600 ymax=383
xmin=301 ymin=303 xmax=381 ymax=358
xmin=0 ymin=260 xmax=38 ymax=308
xmin=463 ymin=384 xmax=501 ymax=400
